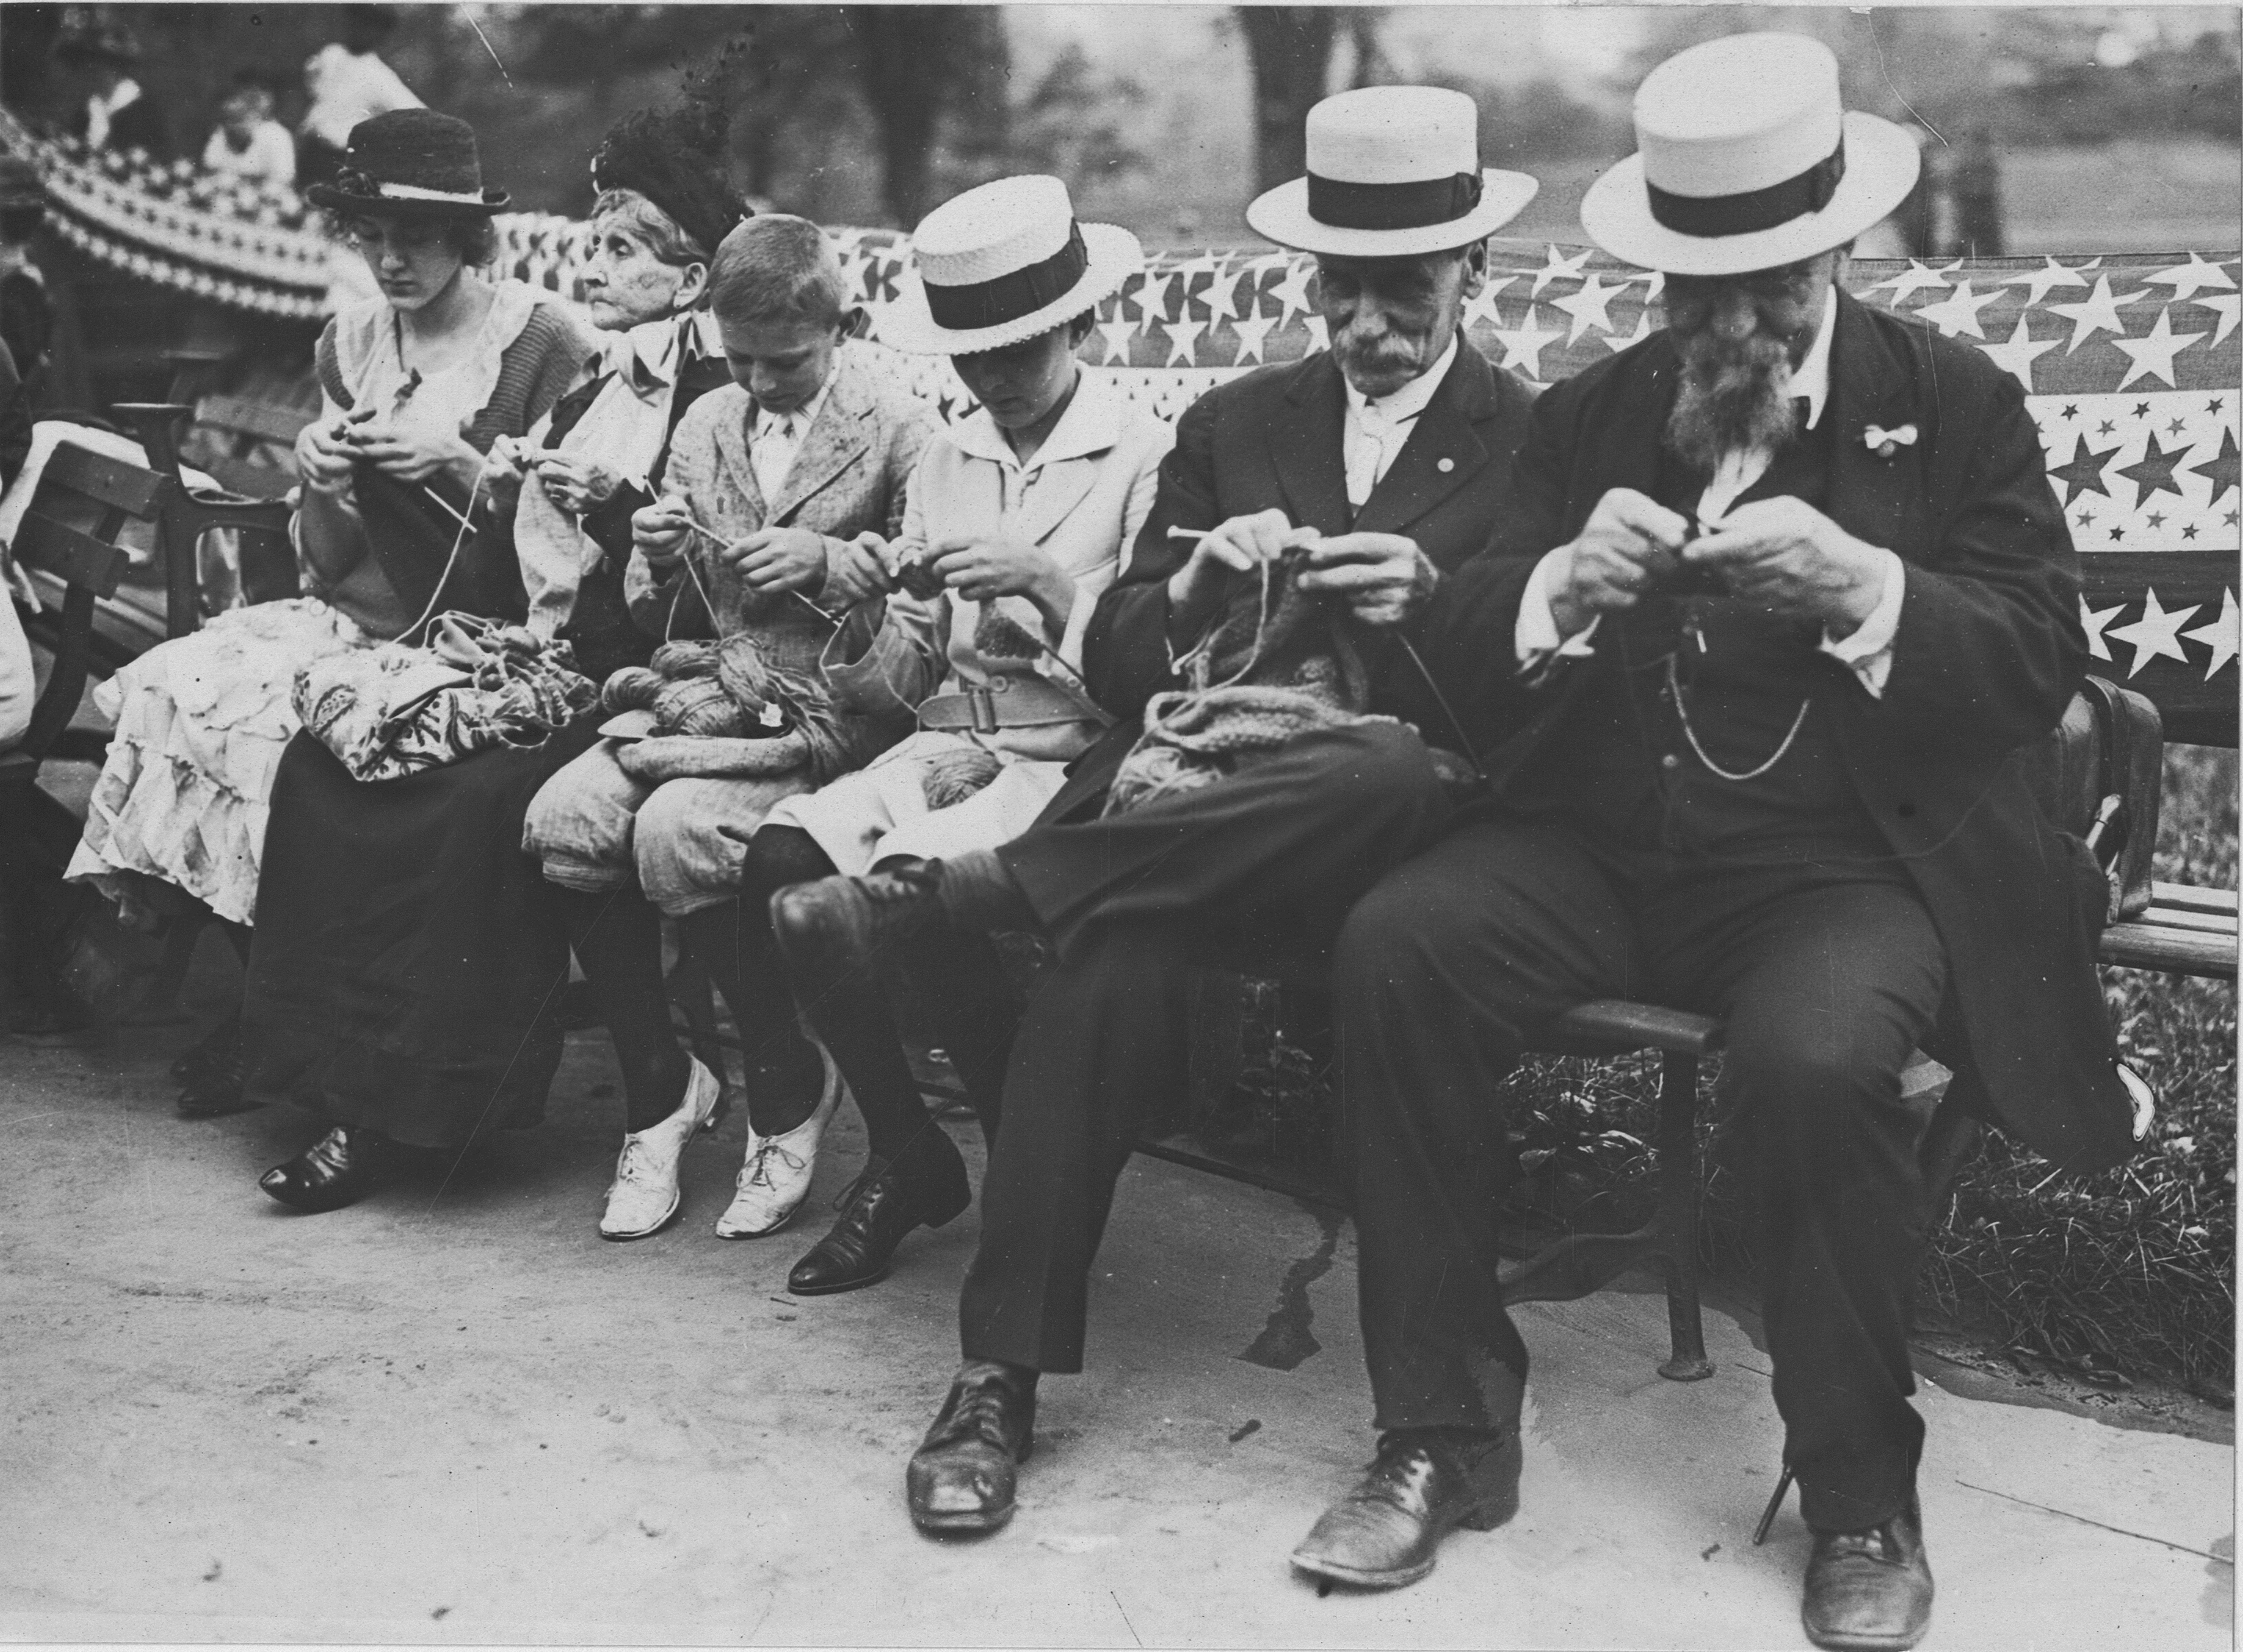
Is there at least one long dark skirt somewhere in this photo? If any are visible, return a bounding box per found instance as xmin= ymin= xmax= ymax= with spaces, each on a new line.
xmin=240 ymin=717 xmax=603 ymax=1149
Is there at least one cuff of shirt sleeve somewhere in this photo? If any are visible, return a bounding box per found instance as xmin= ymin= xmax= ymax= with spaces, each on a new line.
xmin=1515 ymin=546 xmax=1602 ymax=665
xmin=1818 ymin=547 xmax=1905 ymax=698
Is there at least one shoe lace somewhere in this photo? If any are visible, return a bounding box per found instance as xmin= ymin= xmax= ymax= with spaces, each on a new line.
xmin=740 ymin=1137 xmax=808 ymax=1192
xmin=614 ymin=1135 xmax=660 ymax=1187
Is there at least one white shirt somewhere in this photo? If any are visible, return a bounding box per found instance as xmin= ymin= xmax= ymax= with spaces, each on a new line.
xmin=1341 ymin=334 xmax=1457 ymax=509
xmin=300 ymin=46 xmax=423 ymax=148
xmin=84 ymin=79 xmax=142 ymax=150
xmin=202 ymin=121 xmax=297 ymax=185
xmin=748 ymin=370 xmax=837 ymax=504
xmin=1515 ymin=284 xmax=1905 ymax=697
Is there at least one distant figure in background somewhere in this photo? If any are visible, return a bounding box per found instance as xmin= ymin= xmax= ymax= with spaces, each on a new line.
xmin=56 ymin=14 xmax=170 ymax=159
xmin=299 ymin=5 xmax=422 ymax=190
xmin=202 ymin=67 xmax=297 ymax=188
xmin=0 ymin=155 xmax=50 ymax=385
xmin=1952 ymin=124 xmax=2005 ymax=257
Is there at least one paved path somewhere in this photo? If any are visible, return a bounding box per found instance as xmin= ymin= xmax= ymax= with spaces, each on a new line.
xmin=0 ymin=1018 xmax=2230 ymax=1646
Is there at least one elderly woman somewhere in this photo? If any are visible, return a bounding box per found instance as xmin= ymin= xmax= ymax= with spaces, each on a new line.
xmin=241 ymin=108 xmax=746 ymax=1214
xmin=747 ymin=175 xmax=1169 ymax=1292
xmin=65 ymin=109 xmax=592 ymax=1108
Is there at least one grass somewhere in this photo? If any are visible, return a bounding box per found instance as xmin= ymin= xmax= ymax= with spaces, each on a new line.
xmin=1214 ymin=746 xmax=2237 ymax=1399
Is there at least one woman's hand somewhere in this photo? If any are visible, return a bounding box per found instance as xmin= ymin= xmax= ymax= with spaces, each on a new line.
xmin=345 ymin=411 xmax=480 ymax=488
xmin=931 ymin=534 xmax=1073 ymax=628
xmin=632 ymin=494 xmax=696 ymax=572
xmin=533 ymin=452 xmax=624 ymax=517
xmin=479 ymin=434 xmax=532 ymax=510
xmin=295 ymin=416 xmax=358 ymax=495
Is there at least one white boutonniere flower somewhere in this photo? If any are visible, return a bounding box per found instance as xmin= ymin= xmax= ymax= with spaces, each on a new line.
xmin=1862 ymin=423 xmax=1919 ymax=460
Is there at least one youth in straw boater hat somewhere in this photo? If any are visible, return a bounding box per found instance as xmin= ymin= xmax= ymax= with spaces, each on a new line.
xmin=1578 ymin=31 xmax=1919 ymax=276
xmin=880 ymin=175 xmax=1143 ymax=356
xmin=1245 ymin=84 xmax=1537 ymax=257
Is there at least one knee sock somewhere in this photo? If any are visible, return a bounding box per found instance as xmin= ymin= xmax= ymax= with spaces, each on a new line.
xmin=935 ymin=848 xmax=1036 ymax=933
xmin=692 ymin=825 xmax=833 ymax=1138
xmin=556 ymin=886 xmax=690 ymax=1134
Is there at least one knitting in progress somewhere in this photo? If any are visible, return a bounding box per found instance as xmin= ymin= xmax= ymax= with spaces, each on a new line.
xmin=599 ymin=634 xmax=860 ymax=786
xmin=1102 ymin=544 xmax=1390 ymax=817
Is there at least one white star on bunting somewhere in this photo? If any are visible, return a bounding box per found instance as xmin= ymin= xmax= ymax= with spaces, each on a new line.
xmin=1493 ymin=304 xmax=1562 ymax=380
xmin=1096 ymin=313 xmax=1138 ymax=367
xmin=1462 ymin=275 xmax=1516 ymax=332
xmin=1201 ymin=262 xmax=1244 ymax=324
xmin=1602 ymin=309 xmax=1653 ymax=355
xmin=2106 ymin=587 xmax=2200 ymax=677
xmin=2182 ymin=587 xmax=2240 ymax=679
xmin=1911 ymin=280 xmax=1997 ymax=340
xmin=2079 ymin=596 xmax=2125 ymax=663
xmin=1862 ymin=260 xmax=1960 ymax=304
xmin=2003 ymin=256 xmax=2090 ymax=309
xmin=2110 ymin=308 xmax=2209 ymax=390
xmin=1132 ymin=270 xmax=1175 ymax=325
xmin=1162 ymin=315 xmax=1206 ymax=367
xmin=1981 ymin=313 xmax=2059 ymax=392
xmin=2188 ymin=291 xmax=2240 ymax=350
xmin=2047 ymin=275 xmax=2149 ymax=353
xmin=2144 ymin=253 xmax=2236 ymax=304
xmin=1228 ymin=309 xmax=1276 ymax=365
xmin=1302 ymin=313 xmax=1331 ymax=354
xmin=1551 ymin=271 xmax=1620 ymax=344
xmin=1269 ymin=262 xmax=1316 ymax=326
xmin=1528 ymin=244 xmax=1593 ymax=297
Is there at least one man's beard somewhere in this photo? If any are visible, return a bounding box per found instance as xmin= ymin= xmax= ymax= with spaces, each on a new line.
xmin=1664 ymin=321 xmax=1800 ymax=474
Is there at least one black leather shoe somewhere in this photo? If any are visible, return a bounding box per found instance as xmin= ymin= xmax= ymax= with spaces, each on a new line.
xmin=769 ymin=866 xmax=946 ymax=998
xmin=1290 ymin=1428 xmax=1523 ymax=1589
xmin=169 ymin=1016 xmax=240 ymax=1085
xmin=1802 ymin=1497 xmax=1933 ymax=1651
xmin=906 ymin=1361 xmax=1037 ymax=1535
xmin=259 ymin=1126 xmax=390 ymax=1214
xmin=789 ymin=1127 xmax=972 ymax=1296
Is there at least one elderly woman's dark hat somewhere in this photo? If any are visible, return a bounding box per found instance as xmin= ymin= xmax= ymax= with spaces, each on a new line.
xmin=590 ymin=101 xmax=747 ymax=260
xmin=306 ymin=109 xmax=509 ymax=217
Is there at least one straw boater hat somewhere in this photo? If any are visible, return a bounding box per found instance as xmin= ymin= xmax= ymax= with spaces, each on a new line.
xmin=306 ymin=109 xmax=509 ymax=217
xmin=882 ymin=175 xmax=1143 ymax=356
xmin=1245 ymin=86 xmax=1537 ymax=259
xmin=1581 ymin=33 xmax=1920 ymax=278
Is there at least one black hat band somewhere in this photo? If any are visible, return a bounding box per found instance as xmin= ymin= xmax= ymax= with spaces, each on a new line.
xmin=1646 ymin=139 xmax=1847 ymax=239
xmin=924 ymin=222 xmax=1088 ymax=333
xmin=1306 ymin=169 xmax=1483 ymax=232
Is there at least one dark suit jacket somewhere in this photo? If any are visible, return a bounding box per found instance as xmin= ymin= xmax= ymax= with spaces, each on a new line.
xmin=1417 ymin=290 xmax=2134 ymax=1176
xmin=1047 ymin=338 xmax=1538 ymax=820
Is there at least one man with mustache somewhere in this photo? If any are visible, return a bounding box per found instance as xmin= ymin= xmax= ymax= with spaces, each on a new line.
xmin=1295 ymin=35 xmax=2144 ymax=1650
xmin=773 ymin=86 xmax=1539 ymax=1537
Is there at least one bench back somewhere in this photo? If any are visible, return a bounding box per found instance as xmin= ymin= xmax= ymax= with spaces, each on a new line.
xmin=11 ymin=443 xmax=167 ymax=766
xmin=187 ymin=393 xmax=313 ymax=500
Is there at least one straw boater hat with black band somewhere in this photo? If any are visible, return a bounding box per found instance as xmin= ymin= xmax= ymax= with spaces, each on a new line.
xmin=1245 ymin=86 xmax=1537 ymax=259
xmin=880 ymin=175 xmax=1143 ymax=356
xmin=306 ymin=108 xmax=509 ymax=217
xmin=1580 ymin=32 xmax=1920 ymax=278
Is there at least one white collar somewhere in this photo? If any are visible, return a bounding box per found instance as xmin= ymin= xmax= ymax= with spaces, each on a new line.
xmin=616 ymin=309 xmax=719 ymax=398
xmin=752 ymin=359 xmax=835 ymax=433
xmin=92 ymin=79 xmax=142 ymax=116
xmin=951 ymin=369 xmax=1124 ymax=470
xmin=1341 ymin=332 xmax=1458 ymax=427
xmin=1790 ymin=284 xmax=1838 ymax=432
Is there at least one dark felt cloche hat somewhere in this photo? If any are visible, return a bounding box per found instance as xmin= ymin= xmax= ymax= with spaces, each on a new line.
xmin=307 ymin=109 xmax=509 ymax=217
xmin=589 ymin=101 xmax=748 ymax=259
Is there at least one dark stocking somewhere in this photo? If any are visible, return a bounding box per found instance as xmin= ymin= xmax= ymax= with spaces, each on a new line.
xmin=556 ymin=886 xmax=689 ymax=1134
xmin=892 ymin=918 xmax=1013 ymax=1147
xmin=690 ymin=824 xmax=828 ymax=1138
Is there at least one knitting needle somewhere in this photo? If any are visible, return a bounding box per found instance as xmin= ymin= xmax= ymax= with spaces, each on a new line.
xmin=667 ymin=505 xmax=839 ymax=628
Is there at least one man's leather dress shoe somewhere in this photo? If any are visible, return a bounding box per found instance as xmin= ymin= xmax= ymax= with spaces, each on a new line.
xmin=906 ymin=1361 xmax=1036 ymax=1534
xmin=1290 ymin=1428 xmax=1522 ymax=1588
xmin=789 ymin=1127 xmax=971 ymax=1295
xmin=259 ymin=1126 xmax=390 ymax=1213
xmin=768 ymin=865 xmax=946 ymax=996
xmin=1801 ymin=1496 xmax=1933 ymax=1651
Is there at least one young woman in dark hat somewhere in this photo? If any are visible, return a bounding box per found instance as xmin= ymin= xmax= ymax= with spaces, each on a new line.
xmin=238 ymin=106 xmax=750 ymax=1216
xmin=66 ymin=110 xmax=596 ymax=1114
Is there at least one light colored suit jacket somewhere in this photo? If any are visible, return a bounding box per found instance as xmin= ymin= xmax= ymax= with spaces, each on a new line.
xmin=627 ymin=343 xmax=940 ymax=672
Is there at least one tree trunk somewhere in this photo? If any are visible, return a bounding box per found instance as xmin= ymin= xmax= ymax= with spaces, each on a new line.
xmin=850 ymin=6 xmax=949 ymax=227
xmin=1238 ymin=7 xmax=1343 ymax=194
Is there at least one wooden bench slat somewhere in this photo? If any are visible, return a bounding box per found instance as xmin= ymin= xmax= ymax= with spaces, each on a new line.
xmin=2139 ymin=905 xmax=2237 ymax=937
xmin=2153 ymin=882 xmax=2238 ymax=915
xmin=42 ymin=445 xmax=168 ymax=518
xmin=197 ymin=394 xmax=314 ymax=447
xmin=1542 ymin=999 xmax=1722 ymax=1057
xmin=2099 ymin=921 xmax=2237 ymax=980
xmin=13 ymin=513 xmax=129 ymax=597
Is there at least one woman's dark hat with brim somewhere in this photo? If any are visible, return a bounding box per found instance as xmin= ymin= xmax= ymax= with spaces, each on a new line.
xmin=306 ymin=109 xmax=509 ymax=217
xmin=590 ymin=102 xmax=748 ymax=260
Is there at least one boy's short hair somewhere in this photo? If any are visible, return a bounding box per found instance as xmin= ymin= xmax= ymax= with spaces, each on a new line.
xmin=706 ymin=215 xmax=847 ymax=331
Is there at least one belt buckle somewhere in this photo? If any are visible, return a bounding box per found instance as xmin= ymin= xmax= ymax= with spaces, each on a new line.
xmin=967 ymin=682 xmax=1000 ymax=736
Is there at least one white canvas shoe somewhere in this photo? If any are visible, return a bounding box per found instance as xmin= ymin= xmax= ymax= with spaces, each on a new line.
xmin=715 ymin=1044 xmax=844 ymax=1239
xmin=599 ymin=1057 xmax=721 ymax=1241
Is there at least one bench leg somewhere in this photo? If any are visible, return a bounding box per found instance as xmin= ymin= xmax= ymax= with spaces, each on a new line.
xmin=1653 ymin=1050 xmax=1714 ymax=1381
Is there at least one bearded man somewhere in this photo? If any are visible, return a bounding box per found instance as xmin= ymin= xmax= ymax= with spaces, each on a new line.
xmin=1293 ymin=35 xmax=2145 ymax=1651
xmin=772 ymin=86 xmax=1539 ymax=1539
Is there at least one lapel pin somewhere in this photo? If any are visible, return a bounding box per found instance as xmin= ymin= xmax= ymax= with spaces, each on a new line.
xmin=1437 ymin=456 xmax=1455 ymax=473
xmin=1861 ymin=423 xmax=1919 ymax=460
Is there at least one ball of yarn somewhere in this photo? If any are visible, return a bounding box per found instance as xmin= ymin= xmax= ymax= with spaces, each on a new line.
xmin=921 ymin=746 xmax=1003 ymax=809
xmin=601 ymin=665 xmax=663 ymax=712
xmin=652 ymin=676 xmax=749 ymax=737
xmin=650 ymin=640 xmax=720 ymax=680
